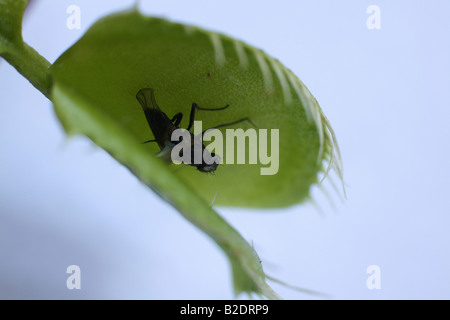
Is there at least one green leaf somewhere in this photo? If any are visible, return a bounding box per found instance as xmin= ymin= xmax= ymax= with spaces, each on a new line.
xmin=51 ymin=9 xmax=342 ymax=208
xmin=49 ymin=8 xmax=343 ymax=298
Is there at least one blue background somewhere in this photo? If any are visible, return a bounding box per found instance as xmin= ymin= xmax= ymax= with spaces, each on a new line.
xmin=1 ymin=0 xmax=449 ymax=299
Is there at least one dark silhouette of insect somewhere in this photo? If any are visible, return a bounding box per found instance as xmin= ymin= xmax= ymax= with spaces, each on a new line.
xmin=136 ymin=88 xmax=254 ymax=173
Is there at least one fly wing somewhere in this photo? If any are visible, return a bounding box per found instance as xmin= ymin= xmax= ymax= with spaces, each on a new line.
xmin=136 ymin=88 xmax=171 ymax=149
xmin=136 ymin=88 xmax=161 ymax=112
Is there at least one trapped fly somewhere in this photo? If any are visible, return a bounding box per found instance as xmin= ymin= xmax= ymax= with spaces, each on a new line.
xmin=136 ymin=88 xmax=253 ymax=173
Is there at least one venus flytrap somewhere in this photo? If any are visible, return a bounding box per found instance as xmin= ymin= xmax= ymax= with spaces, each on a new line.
xmin=0 ymin=0 xmax=343 ymax=299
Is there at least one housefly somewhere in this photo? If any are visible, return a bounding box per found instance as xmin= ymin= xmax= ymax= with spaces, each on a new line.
xmin=136 ymin=88 xmax=253 ymax=173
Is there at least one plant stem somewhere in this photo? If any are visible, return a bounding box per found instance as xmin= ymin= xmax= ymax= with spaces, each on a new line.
xmin=1 ymin=42 xmax=52 ymax=99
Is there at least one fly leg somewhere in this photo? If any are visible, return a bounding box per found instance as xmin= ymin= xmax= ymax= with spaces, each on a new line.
xmin=171 ymin=113 xmax=183 ymax=126
xmin=186 ymin=103 xmax=230 ymax=132
xmin=202 ymin=117 xmax=258 ymax=137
